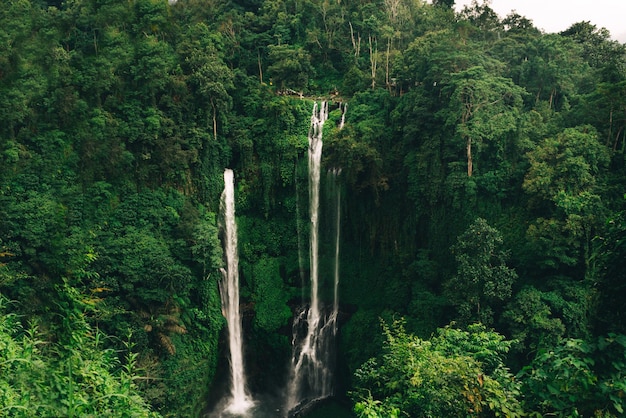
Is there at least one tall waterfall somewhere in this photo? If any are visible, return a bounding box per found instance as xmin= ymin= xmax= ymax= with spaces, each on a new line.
xmin=329 ymin=168 xmax=341 ymax=329
xmin=287 ymin=102 xmax=341 ymax=413
xmin=219 ymin=169 xmax=254 ymax=416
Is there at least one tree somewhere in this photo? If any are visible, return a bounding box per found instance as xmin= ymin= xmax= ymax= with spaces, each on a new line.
xmin=572 ymin=80 xmax=626 ymax=152
xmin=459 ymin=0 xmax=503 ymax=42
xmin=561 ymin=21 xmax=626 ymax=83
xmin=517 ymin=34 xmax=592 ymax=109
xmin=0 ymin=0 xmax=49 ymax=139
xmin=594 ymin=205 xmax=626 ymax=334
xmin=130 ymin=35 xmax=176 ymax=105
xmin=266 ymin=43 xmax=313 ymax=93
xmin=444 ymin=66 xmax=524 ymax=177
xmin=523 ymin=125 xmax=610 ymax=270
xmin=432 ymin=0 xmax=454 ymax=8
xmin=501 ymin=286 xmax=567 ymax=353
xmin=181 ymin=26 xmax=234 ymax=141
xmin=445 ymin=218 xmax=517 ymax=325
xmin=352 ymin=319 xmax=523 ymax=418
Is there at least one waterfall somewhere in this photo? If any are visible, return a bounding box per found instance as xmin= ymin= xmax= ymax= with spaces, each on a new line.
xmin=333 ymin=106 xmax=345 ymax=322
xmin=287 ymin=102 xmax=341 ymax=414
xmin=329 ymin=168 xmax=341 ymax=328
xmin=308 ymin=103 xmax=327 ymax=332
xmin=219 ymin=169 xmax=254 ymax=416
xmin=338 ymin=103 xmax=347 ymax=130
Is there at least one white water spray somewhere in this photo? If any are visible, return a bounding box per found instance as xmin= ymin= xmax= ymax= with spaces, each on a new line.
xmin=219 ymin=169 xmax=254 ymax=416
xmin=330 ymin=168 xmax=341 ymax=326
xmin=287 ymin=102 xmax=343 ymax=413
xmin=338 ymin=103 xmax=347 ymax=130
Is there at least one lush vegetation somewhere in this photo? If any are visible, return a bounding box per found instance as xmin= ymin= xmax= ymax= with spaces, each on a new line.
xmin=1 ymin=0 xmax=625 ymax=416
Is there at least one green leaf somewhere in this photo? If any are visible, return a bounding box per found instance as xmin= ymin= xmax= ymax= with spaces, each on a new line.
xmin=546 ymin=384 xmax=560 ymax=395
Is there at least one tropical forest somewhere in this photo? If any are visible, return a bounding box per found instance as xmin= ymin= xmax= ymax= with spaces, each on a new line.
xmin=1 ymin=0 xmax=625 ymax=416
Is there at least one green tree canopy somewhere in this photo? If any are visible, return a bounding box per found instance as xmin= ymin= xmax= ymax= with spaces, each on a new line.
xmin=445 ymin=218 xmax=517 ymax=325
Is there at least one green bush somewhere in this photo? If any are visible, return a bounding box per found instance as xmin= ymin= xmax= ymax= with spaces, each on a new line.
xmin=519 ymin=335 xmax=626 ymax=417
xmin=352 ymin=319 xmax=523 ymax=417
xmin=0 ymin=296 xmax=159 ymax=417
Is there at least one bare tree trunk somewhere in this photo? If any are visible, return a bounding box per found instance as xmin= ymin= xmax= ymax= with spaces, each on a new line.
xmin=369 ymin=35 xmax=377 ymax=89
xmin=349 ymin=22 xmax=360 ymax=60
xmin=385 ymin=37 xmax=391 ymax=92
xmin=535 ymin=87 xmax=542 ymax=105
xmin=467 ymin=136 xmax=473 ymax=177
xmin=462 ymin=91 xmax=473 ymax=177
xmin=607 ymin=107 xmax=613 ymax=146
xmin=549 ymin=87 xmax=556 ymax=109
xmin=614 ymin=126 xmax=624 ymax=151
xmin=258 ymin=50 xmax=263 ymax=84
xmin=211 ymin=98 xmax=217 ymax=141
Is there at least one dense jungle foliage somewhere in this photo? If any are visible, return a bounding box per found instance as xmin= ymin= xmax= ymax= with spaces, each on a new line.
xmin=1 ymin=0 xmax=626 ymax=416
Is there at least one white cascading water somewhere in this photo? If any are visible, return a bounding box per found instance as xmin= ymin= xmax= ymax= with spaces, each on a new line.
xmin=338 ymin=103 xmax=347 ymax=130
xmin=333 ymin=104 xmax=345 ymax=321
xmin=219 ymin=169 xmax=254 ymax=416
xmin=330 ymin=168 xmax=341 ymax=328
xmin=287 ymin=101 xmax=342 ymax=414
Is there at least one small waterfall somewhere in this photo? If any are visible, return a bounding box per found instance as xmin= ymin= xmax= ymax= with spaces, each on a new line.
xmin=329 ymin=168 xmax=341 ymax=328
xmin=338 ymin=103 xmax=347 ymax=130
xmin=219 ymin=169 xmax=254 ymax=416
xmin=287 ymin=102 xmax=341 ymax=414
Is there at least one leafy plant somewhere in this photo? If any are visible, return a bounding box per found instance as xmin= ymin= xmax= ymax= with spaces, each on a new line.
xmin=352 ymin=319 xmax=523 ymax=417
xmin=519 ymin=334 xmax=626 ymax=417
xmin=0 ymin=296 xmax=159 ymax=417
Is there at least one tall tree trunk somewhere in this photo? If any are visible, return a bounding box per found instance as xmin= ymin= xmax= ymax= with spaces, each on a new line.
xmin=467 ymin=136 xmax=473 ymax=177
xmin=349 ymin=22 xmax=360 ymax=60
xmin=211 ymin=98 xmax=217 ymax=141
xmin=257 ymin=50 xmax=263 ymax=84
xmin=607 ymin=107 xmax=613 ymax=146
xmin=369 ymin=35 xmax=377 ymax=89
xmin=385 ymin=37 xmax=391 ymax=92
xmin=614 ymin=126 xmax=624 ymax=152
xmin=549 ymin=87 xmax=556 ymax=109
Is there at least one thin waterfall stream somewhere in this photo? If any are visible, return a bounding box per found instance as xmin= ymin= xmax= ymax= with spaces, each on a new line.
xmin=218 ymin=168 xmax=254 ymax=416
xmin=330 ymin=168 xmax=341 ymax=331
xmin=287 ymin=101 xmax=341 ymax=414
